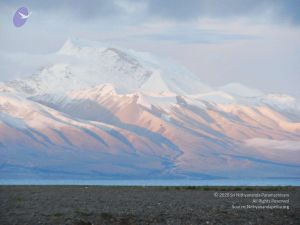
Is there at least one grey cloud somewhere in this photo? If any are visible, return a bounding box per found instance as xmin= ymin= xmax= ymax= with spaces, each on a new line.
xmin=1 ymin=0 xmax=300 ymax=24
xmin=0 ymin=0 xmax=124 ymax=20
xmin=144 ymin=0 xmax=300 ymax=25
xmin=127 ymin=29 xmax=259 ymax=44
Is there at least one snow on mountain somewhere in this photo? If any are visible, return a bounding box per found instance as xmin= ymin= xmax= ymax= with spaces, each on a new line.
xmin=7 ymin=39 xmax=212 ymax=98
xmin=0 ymin=92 xmax=189 ymax=178
xmin=189 ymin=91 xmax=236 ymax=104
xmin=259 ymin=93 xmax=299 ymax=110
xmin=0 ymin=112 xmax=27 ymax=130
xmin=1 ymin=39 xmax=300 ymax=179
xmin=220 ymin=83 xmax=263 ymax=98
xmin=6 ymin=39 xmax=300 ymax=111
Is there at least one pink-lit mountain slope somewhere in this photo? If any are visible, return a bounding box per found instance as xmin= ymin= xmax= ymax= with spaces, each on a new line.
xmin=1 ymin=39 xmax=299 ymax=179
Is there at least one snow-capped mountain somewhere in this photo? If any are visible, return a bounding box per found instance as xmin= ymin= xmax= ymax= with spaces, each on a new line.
xmin=7 ymin=39 xmax=211 ymax=97
xmin=1 ymin=39 xmax=300 ymax=179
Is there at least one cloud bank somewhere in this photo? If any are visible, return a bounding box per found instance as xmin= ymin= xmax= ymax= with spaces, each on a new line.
xmin=1 ymin=0 xmax=300 ymax=24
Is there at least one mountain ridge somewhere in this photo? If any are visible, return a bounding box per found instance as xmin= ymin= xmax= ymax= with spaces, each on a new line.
xmin=1 ymin=39 xmax=299 ymax=179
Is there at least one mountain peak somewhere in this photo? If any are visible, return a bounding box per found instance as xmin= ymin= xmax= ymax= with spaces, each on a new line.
xmin=58 ymin=38 xmax=122 ymax=56
xmin=58 ymin=39 xmax=76 ymax=54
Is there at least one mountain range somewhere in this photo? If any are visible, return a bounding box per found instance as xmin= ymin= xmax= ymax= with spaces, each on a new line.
xmin=1 ymin=39 xmax=300 ymax=179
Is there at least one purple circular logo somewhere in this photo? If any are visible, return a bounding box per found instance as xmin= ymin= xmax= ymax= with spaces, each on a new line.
xmin=13 ymin=7 xmax=31 ymax=27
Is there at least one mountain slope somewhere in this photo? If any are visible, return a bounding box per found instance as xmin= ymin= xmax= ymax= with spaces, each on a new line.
xmin=1 ymin=39 xmax=300 ymax=179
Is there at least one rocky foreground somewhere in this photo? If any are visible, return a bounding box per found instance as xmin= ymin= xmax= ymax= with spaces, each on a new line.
xmin=0 ymin=186 xmax=299 ymax=225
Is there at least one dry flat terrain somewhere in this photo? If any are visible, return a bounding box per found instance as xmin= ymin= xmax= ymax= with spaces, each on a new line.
xmin=0 ymin=186 xmax=299 ymax=225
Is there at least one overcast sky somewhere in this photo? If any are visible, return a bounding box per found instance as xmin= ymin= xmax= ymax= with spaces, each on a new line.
xmin=0 ymin=0 xmax=299 ymax=99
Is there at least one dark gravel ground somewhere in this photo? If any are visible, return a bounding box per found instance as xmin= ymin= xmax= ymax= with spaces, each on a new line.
xmin=0 ymin=186 xmax=299 ymax=225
